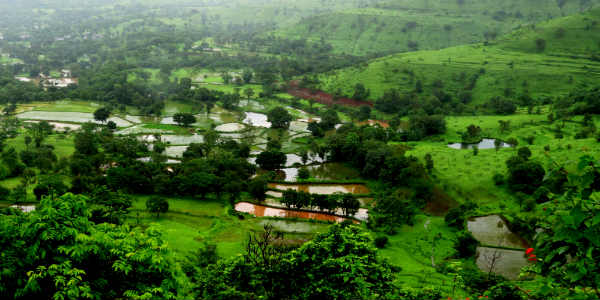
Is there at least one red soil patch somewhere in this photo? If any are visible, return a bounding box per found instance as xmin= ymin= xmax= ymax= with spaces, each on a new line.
xmin=287 ymin=81 xmax=373 ymax=108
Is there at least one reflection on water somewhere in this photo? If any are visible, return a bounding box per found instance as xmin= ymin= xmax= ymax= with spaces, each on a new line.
xmin=10 ymin=205 xmax=36 ymax=213
xmin=448 ymin=139 xmax=512 ymax=150
xmin=308 ymin=163 xmax=360 ymax=180
xmin=476 ymin=247 xmax=529 ymax=280
xmin=243 ymin=112 xmax=271 ymax=128
xmin=268 ymin=183 xmax=370 ymax=195
xmin=467 ymin=215 xmax=529 ymax=249
xmin=235 ymin=202 xmax=353 ymax=223
xmin=215 ymin=123 xmax=245 ymax=132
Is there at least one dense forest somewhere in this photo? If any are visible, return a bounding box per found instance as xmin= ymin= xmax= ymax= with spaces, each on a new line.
xmin=1 ymin=0 xmax=600 ymax=299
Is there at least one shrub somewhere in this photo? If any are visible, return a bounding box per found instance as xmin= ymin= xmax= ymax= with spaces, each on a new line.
xmin=523 ymin=197 xmax=536 ymax=212
xmin=455 ymin=231 xmax=479 ymax=258
xmin=374 ymin=235 xmax=388 ymax=248
xmin=493 ymin=173 xmax=505 ymax=186
xmin=445 ymin=207 xmax=466 ymax=230
xmin=486 ymin=282 xmax=525 ymax=300
xmin=297 ymin=168 xmax=310 ymax=180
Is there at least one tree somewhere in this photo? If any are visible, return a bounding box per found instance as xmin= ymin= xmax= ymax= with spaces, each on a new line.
xmin=25 ymin=121 xmax=53 ymax=147
xmin=242 ymin=69 xmax=253 ymax=84
xmin=146 ymin=196 xmax=169 ymax=218
xmin=256 ymin=150 xmax=286 ymax=170
xmin=106 ymin=120 xmax=117 ymax=130
xmin=267 ymin=107 xmax=292 ymax=129
xmin=307 ymin=121 xmax=324 ymax=137
xmin=352 ymin=83 xmax=370 ymax=100
xmin=357 ymin=105 xmax=371 ymax=121
xmin=535 ymin=38 xmax=546 ymax=52
xmin=297 ymin=167 xmax=310 ymax=180
xmin=243 ymin=87 xmax=255 ymax=99
xmin=320 ymin=109 xmax=340 ymax=130
xmin=93 ymin=107 xmax=111 ymax=123
xmin=221 ymin=72 xmax=232 ymax=84
xmin=3 ymin=103 xmax=16 ymax=115
xmin=498 ymin=120 xmax=511 ymax=133
xmin=340 ymin=193 xmax=360 ymax=216
xmin=173 ymin=113 xmax=196 ymax=127
xmin=424 ymin=153 xmax=434 ymax=173
xmin=0 ymin=194 xmax=181 ymax=299
xmin=532 ymin=156 xmax=600 ymax=299
xmin=196 ymin=225 xmax=395 ymax=299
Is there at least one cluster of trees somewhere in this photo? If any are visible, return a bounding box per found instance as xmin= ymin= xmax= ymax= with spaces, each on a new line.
xmin=189 ymin=224 xmax=411 ymax=300
xmin=0 ymin=194 xmax=181 ymax=299
xmin=307 ymin=109 xmax=341 ymax=137
xmin=281 ymin=190 xmax=361 ymax=216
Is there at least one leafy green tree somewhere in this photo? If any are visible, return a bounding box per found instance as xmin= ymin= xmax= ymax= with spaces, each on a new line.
xmin=341 ymin=193 xmax=360 ymax=216
xmin=25 ymin=121 xmax=53 ymax=147
xmin=242 ymin=69 xmax=253 ymax=84
xmin=33 ymin=175 xmax=68 ymax=200
xmin=93 ymin=107 xmax=111 ymax=123
xmin=357 ymin=105 xmax=371 ymax=121
xmin=267 ymin=107 xmax=292 ymax=129
xmin=307 ymin=122 xmax=324 ymax=137
xmin=0 ymin=194 xmax=181 ymax=299
xmin=196 ymin=225 xmax=395 ymax=299
xmin=352 ymin=83 xmax=370 ymax=100
xmin=173 ymin=113 xmax=196 ymax=127
xmin=320 ymin=109 xmax=340 ymax=130
xmin=531 ymin=156 xmax=600 ymax=299
xmin=243 ymin=87 xmax=255 ymax=99
xmin=146 ymin=196 xmax=169 ymax=218
xmin=256 ymin=150 xmax=286 ymax=170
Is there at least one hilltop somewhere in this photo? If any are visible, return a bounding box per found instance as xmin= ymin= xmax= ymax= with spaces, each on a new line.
xmin=272 ymin=0 xmax=600 ymax=56
xmin=316 ymin=7 xmax=600 ymax=104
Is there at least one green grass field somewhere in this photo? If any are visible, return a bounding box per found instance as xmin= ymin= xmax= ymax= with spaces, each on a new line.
xmin=127 ymin=195 xmax=332 ymax=258
xmin=405 ymin=114 xmax=600 ymax=211
xmin=318 ymin=8 xmax=600 ymax=102
xmin=272 ymin=0 xmax=600 ymax=56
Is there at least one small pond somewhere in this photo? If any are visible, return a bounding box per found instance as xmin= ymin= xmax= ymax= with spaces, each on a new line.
xmin=307 ymin=163 xmax=360 ymax=181
xmin=235 ymin=202 xmax=353 ymax=223
xmin=467 ymin=215 xmax=529 ymax=249
xmin=448 ymin=139 xmax=512 ymax=150
xmin=476 ymin=247 xmax=529 ymax=280
xmin=116 ymin=125 xmax=171 ymax=135
xmin=262 ymin=198 xmax=369 ymax=221
xmin=139 ymin=134 xmax=204 ymax=145
xmin=243 ymin=112 xmax=271 ymax=128
xmin=165 ymin=146 xmax=188 ymax=158
xmin=268 ymin=183 xmax=370 ymax=195
xmin=10 ymin=205 xmax=36 ymax=213
xmin=16 ymin=111 xmax=132 ymax=127
xmin=215 ymin=123 xmax=245 ymax=132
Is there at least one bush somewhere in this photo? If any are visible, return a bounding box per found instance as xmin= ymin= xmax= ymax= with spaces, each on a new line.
xmin=297 ymin=168 xmax=310 ymax=180
xmin=486 ymin=282 xmax=525 ymax=300
xmin=445 ymin=207 xmax=466 ymax=230
xmin=374 ymin=235 xmax=388 ymax=248
xmin=396 ymin=287 xmax=441 ymax=300
xmin=523 ymin=197 xmax=536 ymax=212
xmin=493 ymin=173 xmax=505 ymax=186
xmin=454 ymin=231 xmax=478 ymax=258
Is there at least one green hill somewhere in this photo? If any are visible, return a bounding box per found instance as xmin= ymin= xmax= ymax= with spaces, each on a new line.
xmin=272 ymin=0 xmax=600 ymax=56
xmin=316 ymin=8 xmax=600 ymax=104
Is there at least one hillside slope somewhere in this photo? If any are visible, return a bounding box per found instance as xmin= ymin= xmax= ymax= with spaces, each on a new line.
xmin=272 ymin=0 xmax=600 ymax=56
xmin=316 ymin=8 xmax=600 ymax=104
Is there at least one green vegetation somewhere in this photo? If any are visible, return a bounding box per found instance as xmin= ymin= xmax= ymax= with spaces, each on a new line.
xmin=1 ymin=1 xmax=600 ymax=299
xmin=273 ymin=0 xmax=600 ymax=56
xmin=319 ymin=8 xmax=600 ymax=102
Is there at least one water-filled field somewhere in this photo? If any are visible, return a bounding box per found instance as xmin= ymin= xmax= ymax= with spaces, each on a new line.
xmin=17 ymin=111 xmax=132 ymax=127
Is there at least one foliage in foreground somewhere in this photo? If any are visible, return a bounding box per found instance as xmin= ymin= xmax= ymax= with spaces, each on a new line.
xmin=0 ymin=194 xmax=181 ymax=300
xmin=193 ymin=224 xmax=399 ymax=300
